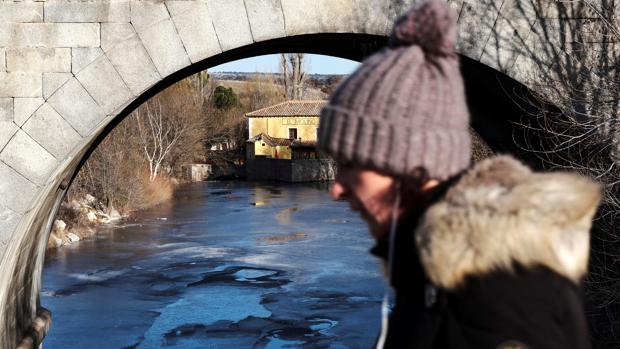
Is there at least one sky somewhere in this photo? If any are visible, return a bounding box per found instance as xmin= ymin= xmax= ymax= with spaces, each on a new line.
xmin=209 ymin=54 xmax=360 ymax=75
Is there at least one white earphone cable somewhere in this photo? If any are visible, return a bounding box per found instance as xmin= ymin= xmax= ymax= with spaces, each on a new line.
xmin=375 ymin=181 xmax=401 ymax=349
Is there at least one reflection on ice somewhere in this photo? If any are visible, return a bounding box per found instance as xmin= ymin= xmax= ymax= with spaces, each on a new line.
xmin=138 ymin=286 xmax=271 ymax=349
xmin=68 ymin=269 xmax=126 ymax=282
xmin=234 ymin=269 xmax=277 ymax=280
xmin=154 ymin=246 xmax=234 ymax=259
xmin=232 ymin=254 xmax=294 ymax=269
xmin=263 ymin=337 xmax=306 ymax=349
xmin=309 ymin=318 xmax=338 ymax=333
xmin=275 ymin=207 xmax=298 ymax=225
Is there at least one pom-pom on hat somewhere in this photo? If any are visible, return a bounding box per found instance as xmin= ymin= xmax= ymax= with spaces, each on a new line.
xmin=317 ymin=0 xmax=471 ymax=180
xmin=389 ymin=0 xmax=457 ymax=55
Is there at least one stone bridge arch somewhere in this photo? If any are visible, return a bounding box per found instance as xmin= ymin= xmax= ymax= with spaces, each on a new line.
xmin=0 ymin=0 xmax=609 ymax=347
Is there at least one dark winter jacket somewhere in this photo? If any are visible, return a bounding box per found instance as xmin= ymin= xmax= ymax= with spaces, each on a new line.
xmin=372 ymin=155 xmax=601 ymax=349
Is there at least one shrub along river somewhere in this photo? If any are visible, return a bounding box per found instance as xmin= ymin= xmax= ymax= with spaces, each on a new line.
xmin=42 ymin=181 xmax=387 ymax=348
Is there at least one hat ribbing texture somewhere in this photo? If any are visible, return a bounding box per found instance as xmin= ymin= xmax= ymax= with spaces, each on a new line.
xmin=317 ymin=0 xmax=471 ymax=180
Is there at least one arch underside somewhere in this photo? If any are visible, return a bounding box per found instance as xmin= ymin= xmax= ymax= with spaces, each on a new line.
xmin=0 ymin=0 xmax=587 ymax=347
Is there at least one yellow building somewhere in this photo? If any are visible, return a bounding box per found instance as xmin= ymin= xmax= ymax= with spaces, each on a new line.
xmin=245 ymin=100 xmax=326 ymax=160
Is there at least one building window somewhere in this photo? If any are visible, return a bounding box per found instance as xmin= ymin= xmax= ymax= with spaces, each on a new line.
xmin=289 ymin=128 xmax=298 ymax=140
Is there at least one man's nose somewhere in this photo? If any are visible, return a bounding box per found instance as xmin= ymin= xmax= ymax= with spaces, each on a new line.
xmin=330 ymin=181 xmax=346 ymax=200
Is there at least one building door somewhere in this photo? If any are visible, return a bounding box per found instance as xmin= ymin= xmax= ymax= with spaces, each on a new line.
xmin=289 ymin=128 xmax=297 ymax=139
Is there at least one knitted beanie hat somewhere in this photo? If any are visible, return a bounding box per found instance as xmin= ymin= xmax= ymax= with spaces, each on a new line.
xmin=317 ymin=0 xmax=471 ymax=180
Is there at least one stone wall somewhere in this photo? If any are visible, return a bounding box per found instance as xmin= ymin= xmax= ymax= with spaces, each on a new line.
xmin=247 ymin=158 xmax=335 ymax=182
xmin=0 ymin=0 xmax=615 ymax=347
xmin=181 ymin=164 xmax=212 ymax=182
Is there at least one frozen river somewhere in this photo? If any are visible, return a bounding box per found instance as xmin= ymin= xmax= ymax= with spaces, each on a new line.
xmin=42 ymin=181 xmax=387 ymax=348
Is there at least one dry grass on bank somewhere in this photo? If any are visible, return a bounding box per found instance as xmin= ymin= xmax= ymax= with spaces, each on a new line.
xmin=138 ymin=175 xmax=175 ymax=210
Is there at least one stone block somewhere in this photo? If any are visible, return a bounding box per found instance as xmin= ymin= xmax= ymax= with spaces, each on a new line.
xmin=387 ymin=0 xmax=415 ymax=25
xmin=542 ymin=1 xmax=609 ymax=19
xmin=137 ymin=18 xmax=191 ymax=77
xmin=280 ymin=0 xmax=320 ymax=35
xmin=42 ymin=72 xmax=72 ymax=99
xmin=101 ymin=23 xmax=136 ymax=52
xmin=0 ymin=23 xmax=8 ymax=48
xmin=0 ymin=98 xmax=11 ymax=122
xmin=22 ymin=103 xmax=82 ymax=159
xmin=0 ymin=161 xmax=39 ymax=213
xmin=130 ymin=1 xmax=170 ymax=33
xmin=0 ymin=130 xmax=58 ymax=185
xmin=0 ymin=72 xmax=41 ymax=98
xmin=76 ymin=55 xmax=133 ymax=114
xmin=509 ymin=19 xmax=610 ymax=87
xmin=318 ymin=0 xmax=390 ymax=35
xmin=536 ymin=18 xmax=616 ymax=44
xmin=13 ymin=98 xmax=44 ymax=126
xmin=456 ymin=0 xmax=504 ymax=60
xmin=480 ymin=0 xmax=534 ymax=73
xmin=72 ymin=47 xmax=104 ymax=74
xmin=44 ymin=1 xmax=130 ymax=23
xmin=388 ymin=0 xmax=463 ymax=32
xmin=0 ymin=48 xmax=5 ymax=71
xmin=446 ymin=0 xmax=465 ymax=14
xmin=6 ymin=48 xmax=71 ymax=72
xmin=162 ymin=1 xmax=193 ymax=17
xmin=0 ymin=3 xmax=43 ymax=23
xmin=166 ymin=1 xmax=222 ymax=63
xmin=2 ymin=23 xmax=100 ymax=48
xmin=106 ymin=32 xmax=160 ymax=95
xmin=282 ymin=0 xmax=389 ymax=36
xmin=510 ymin=32 xmax=547 ymax=87
xmin=47 ymin=78 xmax=106 ymax=137
xmin=207 ymin=0 xmax=253 ymax=51
xmin=0 ymin=205 xmax=20 ymax=248
xmin=0 ymin=120 xmax=17 ymax=152
xmin=0 ymin=98 xmax=17 ymax=150
xmin=243 ymin=0 xmax=286 ymax=42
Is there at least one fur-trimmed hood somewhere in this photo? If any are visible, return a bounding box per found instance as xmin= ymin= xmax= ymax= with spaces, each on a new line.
xmin=416 ymin=155 xmax=602 ymax=290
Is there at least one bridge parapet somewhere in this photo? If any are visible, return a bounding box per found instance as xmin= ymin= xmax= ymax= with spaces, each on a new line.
xmin=0 ymin=0 xmax=616 ymax=347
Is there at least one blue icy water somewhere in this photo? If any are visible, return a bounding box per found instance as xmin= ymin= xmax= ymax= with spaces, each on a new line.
xmin=42 ymin=181 xmax=387 ymax=348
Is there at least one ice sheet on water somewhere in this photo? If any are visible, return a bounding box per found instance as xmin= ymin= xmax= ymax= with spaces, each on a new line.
xmin=40 ymin=290 xmax=55 ymax=297
xmin=68 ymin=269 xmax=126 ymax=282
xmin=137 ymin=285 xmax=271 ymax=349
xmin=309 ymin=318 xmax=338 ymax=333
xmin=232 ymin=254 xmax=293 ymax=269
xmin=155 ymin=245 xmax=234 ymax=259
xmin=262 ymin=337 xmax=306 ymax=349
xmin=152 ymin=242 xmax=193 ymax=249
xmin=234 ymin=269 xmax=277 ymax=280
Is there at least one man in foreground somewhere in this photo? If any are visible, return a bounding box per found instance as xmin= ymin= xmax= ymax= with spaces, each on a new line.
xmin=317 ymin=1 xmax=601 ymax=348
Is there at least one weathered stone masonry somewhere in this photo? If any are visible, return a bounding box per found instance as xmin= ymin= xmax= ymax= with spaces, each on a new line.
xmin=0 ymin=0 xmax=614 ymax=347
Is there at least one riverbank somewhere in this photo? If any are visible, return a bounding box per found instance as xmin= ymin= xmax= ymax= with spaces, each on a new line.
xmin=49 ymin=176 xmax=180 ymax=249
xmin=48 ymin=194 xmax=124 ymax=249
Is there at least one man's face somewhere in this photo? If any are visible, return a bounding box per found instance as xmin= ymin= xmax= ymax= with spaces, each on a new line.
xmin=330 ymin=164 xmax=398 ymax=240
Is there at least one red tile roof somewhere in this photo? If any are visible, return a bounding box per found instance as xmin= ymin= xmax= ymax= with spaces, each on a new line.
xmin=245 ymin=100 xmax=327 ymax=117
xmin=247 ymin=133 xmax=293 ymax=147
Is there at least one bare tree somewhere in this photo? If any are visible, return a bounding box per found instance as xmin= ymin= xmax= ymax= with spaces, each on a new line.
xmin=68 ymin=116 xmax=144 ymax=213
xmin=280 ymin=54 xmax=290 ymax=99
xmin=135 ymin=99 xmax=188 ymax=182
xmin=280 ymin=53 xmax=307 ymax=99
xmin=290 ymin=53 xmax=307 ymax=99
xmin=159 ymin=75 xmax=208 ymax=173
